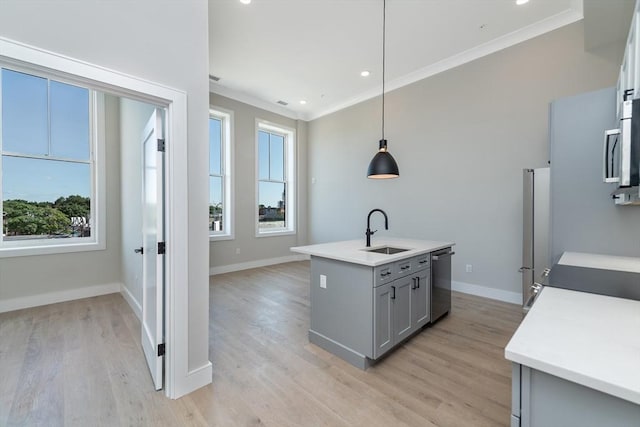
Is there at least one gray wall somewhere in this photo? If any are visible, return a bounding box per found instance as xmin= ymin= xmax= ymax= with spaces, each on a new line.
xmin=120 ymin=98 xmax=156 ymax=313
xmin=0 ymin=0 xmax=210 ymax=373
xmin=307 ymin=21 xmax=621 ymax=296
xmin=550 ymin=87 xmax=640 ymax=261
xmin=0 ymin=95 xmax=122 ymax=300
xmin=208 ymin=94 xmax=309 ymax=270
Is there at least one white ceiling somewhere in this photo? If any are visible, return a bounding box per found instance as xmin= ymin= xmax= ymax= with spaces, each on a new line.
xmin=209 ymin=0 xmax=584 ymax=120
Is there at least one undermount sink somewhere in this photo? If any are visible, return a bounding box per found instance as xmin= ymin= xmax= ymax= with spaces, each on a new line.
xmin=365 ymin=246 xmax=410 ymax=255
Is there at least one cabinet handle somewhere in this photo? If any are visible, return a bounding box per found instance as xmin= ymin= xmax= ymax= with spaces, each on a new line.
xmin=401 ymin=265 xmax=410 ymax=270
xmin=391 ymin=286 xmax=396 ymax=300
xmin=419 ymin=259 xmax=427 ymax=264
xmin=416 ymin=277 xmax=420 ymax=289
xmin=381 ymin=271 xmax=391 ymax=277
xmin=411 ymin=277 xmax=417 ymax=290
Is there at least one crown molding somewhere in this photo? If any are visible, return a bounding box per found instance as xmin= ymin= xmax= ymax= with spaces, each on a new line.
xmin=209 ymin=7 xmax=583 ymax=123
xmin=306 ymin=7 xmax=584 ymax=121
xmin=209 ymin=81 xmax=304 ymax=120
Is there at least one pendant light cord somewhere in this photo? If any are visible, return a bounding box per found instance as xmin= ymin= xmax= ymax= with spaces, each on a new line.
xmin=382 ymin=0 xmax=386 ymax=143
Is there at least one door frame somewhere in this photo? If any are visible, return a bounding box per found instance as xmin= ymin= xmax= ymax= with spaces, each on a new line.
xmin=0 ymin=36 xmax=211 ymax=398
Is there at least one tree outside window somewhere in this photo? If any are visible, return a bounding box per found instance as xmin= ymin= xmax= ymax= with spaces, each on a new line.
xmin=1 ymin=68 xmax=95 ymax=245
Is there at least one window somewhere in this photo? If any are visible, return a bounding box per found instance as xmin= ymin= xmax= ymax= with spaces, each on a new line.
xmin=0 ymin=67 xmax=104 ymax=256
xmin=209 ymin=108 xmax=233 ymax=240
xmin=256 ymin=120 xmax=295 ymax=236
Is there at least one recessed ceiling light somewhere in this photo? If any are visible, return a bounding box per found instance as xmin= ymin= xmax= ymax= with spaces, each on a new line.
xmin=240 ymin=0 xmax=251 ymax=4
xmin=361 ymin=70 xmax=371 ymax=77
xmin=516 ymin=0 xmax=529 ymax=5
xmin=299 ymin=100 xmax=307 ymax=105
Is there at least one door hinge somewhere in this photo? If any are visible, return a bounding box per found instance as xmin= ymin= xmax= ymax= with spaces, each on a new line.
xmin=157 ymin=138 xmax=166 ymax=152
xmin=158 ymin=241 xmax=166 ymax=254
xmin=157 ymin=343 xmax=165 ymax=357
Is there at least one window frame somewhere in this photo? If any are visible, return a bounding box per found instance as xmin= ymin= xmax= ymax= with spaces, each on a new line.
xmin=0 ymin=64 xmax=106 ymax=258
xmin=208 ymin=107 xmax=234 ymax=241
xmin=255 ymin=119 xmax=296 ymax=237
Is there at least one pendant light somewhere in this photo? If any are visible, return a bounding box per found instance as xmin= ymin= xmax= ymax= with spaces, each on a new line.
xmin=367 ymin=0 xmax=399 ymax=179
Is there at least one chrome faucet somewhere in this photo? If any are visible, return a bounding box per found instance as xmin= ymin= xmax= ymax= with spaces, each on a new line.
xmin=366 ymin=209 xmax=389 ymax=247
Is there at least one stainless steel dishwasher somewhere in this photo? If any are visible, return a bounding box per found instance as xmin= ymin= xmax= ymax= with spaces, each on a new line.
xmin=431 ymin=248 xmax=454 ymax=322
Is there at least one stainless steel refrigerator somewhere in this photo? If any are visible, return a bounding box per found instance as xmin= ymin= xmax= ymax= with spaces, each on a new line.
xmin=520 ymin=168 xmax=550 ymax=312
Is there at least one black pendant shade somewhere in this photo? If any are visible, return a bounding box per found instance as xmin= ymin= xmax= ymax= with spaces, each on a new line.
xmin=367 ymin=139 xmax=399 ymax=179
xmin=367 ymin=0 xmax=399 ymax=179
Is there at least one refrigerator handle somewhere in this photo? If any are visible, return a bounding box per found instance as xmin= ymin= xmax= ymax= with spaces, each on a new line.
xmin=523 ymin=283 xmax=544 ymax=314
xmin=518 ymin=266 xmax=532 ymax=273
xmin=603 ymin=128 xmax=621 ymax=183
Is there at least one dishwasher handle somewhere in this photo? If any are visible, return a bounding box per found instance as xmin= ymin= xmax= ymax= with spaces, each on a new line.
xmin=432 ymin=251 xmax=455 ymax=261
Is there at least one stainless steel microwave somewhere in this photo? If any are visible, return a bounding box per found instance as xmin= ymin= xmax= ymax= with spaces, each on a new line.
xmin=604 ymin=98 xmax=640 ymax=205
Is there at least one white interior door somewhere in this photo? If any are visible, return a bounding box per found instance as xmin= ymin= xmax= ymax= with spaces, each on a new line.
xmin=141 ymin=109 xmax=165 ymax=391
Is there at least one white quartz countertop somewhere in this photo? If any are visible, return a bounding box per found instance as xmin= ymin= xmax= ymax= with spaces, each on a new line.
xmin=558 ymin=251 xmax=640 ymax=273
xmin=290 ymin=238 xmax=455 ymax=267
xmin=505 ymin=287 xmax=640 ymax=405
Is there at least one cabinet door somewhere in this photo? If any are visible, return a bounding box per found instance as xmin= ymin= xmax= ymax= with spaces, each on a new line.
xmin=412 ymin=269 xmax=430 ymax=329
xmin=373 ymin=282 xmax=394 ymax=358
xmin=393 ymin=276 xmax=413 ymax=343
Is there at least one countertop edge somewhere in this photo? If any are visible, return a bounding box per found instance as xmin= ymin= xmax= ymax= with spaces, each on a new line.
xmin=558 ymin=251 xmax=640 ymax=274
xmin=504 ymin=349 xmax=640 ymax=406
xmin=290 ymin=240 xmax=455 ymax=267
xmin=504 ymin=287 xmax=640 ymax=406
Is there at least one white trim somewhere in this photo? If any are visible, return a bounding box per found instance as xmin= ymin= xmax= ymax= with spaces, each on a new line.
xmin=121 ymin=284 xmax=142 ymax=321
xmin=209 ymin=106 xmax=234 ymax=241
xmin=163 ymin=90 xmax=193 ymax=399
xmin=209 ymin=82 xmax=302 ymax=120
xmin=209 ymin=254 xmax=309 ymax=276
xmin=94 ymin=91 xmax=107 ymax=251
xmin=209 ymin=234 xmax=235 ymax=242
xmin=0 ymin=240 xmax=104 ymax=258
xmin=255 ymin=119 xmax=297 ymax=237
xmin=0 ymin=36 xmax=204 ymax=399
xmin=255 ymin=229 xmax=297 ymax=238
xmin=178 ymin=362 xmax=213 ymax=398
xmin=452 ymin=280 xmax=522 ymax=305
xmin=0 ymin=282 xmax=121 ymax=314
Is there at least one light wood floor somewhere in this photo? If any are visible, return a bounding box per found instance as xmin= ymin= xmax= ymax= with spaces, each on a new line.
xmin=0 ymin=261 xmax=523 ymax=426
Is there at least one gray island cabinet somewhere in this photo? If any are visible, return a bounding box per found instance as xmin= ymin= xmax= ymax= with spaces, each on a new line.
xmin=291 ymin=238 xmax=454 ymax=369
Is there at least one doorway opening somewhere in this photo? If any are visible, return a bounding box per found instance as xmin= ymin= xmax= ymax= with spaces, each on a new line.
xmin=0 ymin=35 xmax=210 ymax=398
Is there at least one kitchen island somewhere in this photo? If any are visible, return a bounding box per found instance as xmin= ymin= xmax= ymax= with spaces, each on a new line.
xmin=291 ymin=238 xmax=454 ymax=369
xmin=505 ymin=286 xmax=640 ymax=427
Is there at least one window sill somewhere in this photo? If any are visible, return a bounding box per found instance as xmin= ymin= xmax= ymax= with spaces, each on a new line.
xmin=209 ymin=233 xmax=234 ymax=242
xmin=256 ymin=229 xmax=296 ymax=238
xmin=0 ymin=240 xmax=106 ymax=258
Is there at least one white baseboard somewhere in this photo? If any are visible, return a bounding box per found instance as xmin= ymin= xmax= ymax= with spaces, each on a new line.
xmin=120 ymin=284 xmax=142 ymax=320
xmin=209 ymin=254 xmax=310 ymax=276
xmin=0 ymin=282 xmax=122 ymax=314
xmin=452 ymin=280 xmax=522 ymax=305
xmin=172 ymin=361 xmax=213 ymax=399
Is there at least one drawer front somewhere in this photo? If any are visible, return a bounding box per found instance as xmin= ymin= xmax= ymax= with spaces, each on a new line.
xmin=413 ymin=254 xmax=430 ymax=270
xmin=395 ymin=259 xmax=413 ymax=277
xmin=374 ymin=264 xmax=395 ymax=287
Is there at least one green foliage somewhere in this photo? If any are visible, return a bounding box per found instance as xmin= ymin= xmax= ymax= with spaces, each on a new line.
xmin=53 ymin=195 xmax=90 ymax=219
xmin=2 ymin=195 xmax=90 ymax=236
